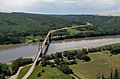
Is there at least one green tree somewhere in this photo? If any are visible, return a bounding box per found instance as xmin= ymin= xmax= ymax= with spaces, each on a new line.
xmin=114 ymin=68 xmax=119 ymax=79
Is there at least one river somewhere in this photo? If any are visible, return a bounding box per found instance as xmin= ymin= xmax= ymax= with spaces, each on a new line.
xmin=0 ymin=36 xmax=120 ymax=63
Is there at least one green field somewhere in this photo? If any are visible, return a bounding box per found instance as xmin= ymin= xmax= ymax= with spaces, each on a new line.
xmin=102 ymin=43 xmax=120 ymax=48
xmin=28 ymin=65 xmax=73 ymax=79
xmin=67 ymin=28 xmax=78 ymax=35
xmin=17 ymin=65 xmax=31 ymax=79
xmin=17 ymin=43 xmax=120 ymax=79
xmin=70 ymin=52 xmax=120 ymax=79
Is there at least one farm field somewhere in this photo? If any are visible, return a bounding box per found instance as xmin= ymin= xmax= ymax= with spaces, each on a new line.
xmin=70 ymin=52 xmax=120 ymax=79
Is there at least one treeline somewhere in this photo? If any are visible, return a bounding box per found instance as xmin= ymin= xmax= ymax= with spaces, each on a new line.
xmin=52 ymin=30 xmax=120 ymax=41
xmin=87 ymin=45 xmax=120 ymax=55
xmin=0 ymin=12 xmax=73 ymax=44
xmin=12 ymin=57 xmax=33 ymax=75
xmin=0 ymin=58 xmax=33 ymax=79
xmin=0 ymin=63 xmax=11 ymax=79
xmin=98 ymin=68 xmax=120 ymax=79
xmin=52 ymin=15 xmax=120 ymax=41
xmin=0 ymin=13 xmax=120 ymax=44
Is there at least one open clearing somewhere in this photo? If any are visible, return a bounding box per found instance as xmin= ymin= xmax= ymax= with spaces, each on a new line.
xmin=17 ymin=65 xmax=31 ymax=79
xmin=28 ymin=65 xmax=73 ymax=79
xmin=70 ymin=52 xmax=120 ymax=79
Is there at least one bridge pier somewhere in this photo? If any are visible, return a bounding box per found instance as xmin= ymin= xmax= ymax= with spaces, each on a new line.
xmin=49 ymin=33 xmax=52 ymax=43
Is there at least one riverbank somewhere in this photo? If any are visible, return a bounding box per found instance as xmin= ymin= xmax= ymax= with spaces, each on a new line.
xmin=0 ymin=35 xmax=120 ymax=63
xmin=52 ymin=35 xmax=120 ymax=43
xmin=0 ymin=35 xmax=120 ymax=51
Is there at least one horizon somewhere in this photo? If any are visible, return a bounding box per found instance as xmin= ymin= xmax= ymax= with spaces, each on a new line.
xmin=0 ymin=11 xmax=120 ymax=16
xmin=0 ymin=0 xmax=120 ymax=14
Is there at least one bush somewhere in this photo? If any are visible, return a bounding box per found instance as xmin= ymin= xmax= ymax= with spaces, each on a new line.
xmin=55 ymin=52 xmax=63 ymax=58
xmin=76 ymin=52 xmax=91 ymax=62
xmin=0 ymin=63 xmax=11 ymax=76
xmin=54 ymin=58 xmax=61 ymax=65
xmin=41 ymin=58 xmax=51 ymax=67
xmin=0 ymin=74 xmax=5 ymax=79
xmin=82 ymin=48 xmax=88 ymax=54
xmin=81 ymin=55 xmax=91 ymax=62
xmin=37 ymin=73 xmax=42 ymax=77
xmin=88 ymin=47 xmax=101 ymax=53
xmin=110 ymin=46 xmax=120 ymax=55
xmin=67 ymin=55 xmax=75 ymax=60
xmin=67 ymin=60 xmax=77 ymax=65
xmin=76 ymin=52 xmax=84 ymax=60
xmin=60 ymin=64 xmax=73 ymax=74
xmin=42 ymin=54 xmax=55 ymax=60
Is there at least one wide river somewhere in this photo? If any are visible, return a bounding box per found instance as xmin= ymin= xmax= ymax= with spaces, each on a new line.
xmin=0 ymin=36 xmax=120 ymax=63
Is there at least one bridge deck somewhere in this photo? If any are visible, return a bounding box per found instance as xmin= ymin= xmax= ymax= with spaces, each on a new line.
xmin=22 ymin=25 xmax=85 ymax=79
xmin=22 ymin=32 xmax=51 ymax=79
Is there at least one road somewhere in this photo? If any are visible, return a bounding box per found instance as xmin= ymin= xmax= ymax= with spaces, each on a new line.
xmin=21 ymin=25 xmax=87 ymax=79
xmin=9 ymin=67 xmax=23 ymax=79
xmin=22 ymin=32 xmax=50 ymax=79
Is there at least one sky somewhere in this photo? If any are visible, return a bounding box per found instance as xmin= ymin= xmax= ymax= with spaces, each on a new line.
xmin=0 ymin=0 xmax=120 ymax=14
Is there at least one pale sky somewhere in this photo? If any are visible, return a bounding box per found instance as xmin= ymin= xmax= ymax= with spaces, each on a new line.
xmin=0 ymin=0 xmax=120 ymax=14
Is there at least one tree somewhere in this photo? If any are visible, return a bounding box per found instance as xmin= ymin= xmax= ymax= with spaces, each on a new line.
xmin=102 ymin=74 xmax=105 ymax=79
xmin=12 ymin=58 xmax=33 ymax=75
xmin=60 ymin=64 xmax=73 ymax=74
xmin=37 ymin=73 xmax=42 ymax=77
xmin=81 ymin=55 xmax=91 ymax=62
xmin=82 ymin=48 xmax=88 ymax=54
xmin=54 ymin=58 xmax=60 ymax=65
xmin=0 ymin=74 xmax=5 ymax=79
xmin=110 ymin=47 xmax=120 ymax=55
xmin=41 ymin=59 xmax=47 ymax=67
xmin=114 ymin=68 xmax=119 ymax=79
xmin=110 ymin=69 xmax=113 ymax=79
xmin=55 ymin=52 xmax=63 ymax=58
xmin=0 ymin=63 xmax=11 ymax=76
xmin=76 ymin=52 xmax=84 ymax=60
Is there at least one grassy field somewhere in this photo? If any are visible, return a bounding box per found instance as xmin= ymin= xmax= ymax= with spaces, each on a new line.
xmin=25 ymin=36 xmax=43 ymax=43
xmin=17 ymin=43 xmax=120 ymax=79
xmin=99 ymin=14 xmax=120 ymax=16
xmin=70 ymin=52 xmax=120 ymax=79
xmin=67 ymin=28 xmax=78 ymax=35
xmin=102 ymin=43 xmax=120 ymax=47
xmin=28 ymin=65 xmax=73 ymax=79
xmin=17 ymin=65 xmax=31 ymax=79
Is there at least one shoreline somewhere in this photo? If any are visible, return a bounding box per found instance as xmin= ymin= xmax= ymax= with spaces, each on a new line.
xmin=52 ymin=35 xmax=120 ymax=43
xmin=1 ymin=35 xmax=120 ymax=64
xmin=6 ymin=55 xmax=36 ymax=65
xmin=1 ymin=35 xmax=120 ymax=46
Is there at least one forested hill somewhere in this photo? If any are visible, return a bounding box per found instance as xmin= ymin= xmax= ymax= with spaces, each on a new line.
xmin=55 ymin=15 xmax=120 ymax=33
xmin=0 ymin=12 xmax=120 ymax=44
xmin=0 ymin=12 xmax=72 ymax=44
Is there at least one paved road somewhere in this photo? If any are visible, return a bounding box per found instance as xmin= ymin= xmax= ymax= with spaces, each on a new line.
xmin=21 ymin=25 xmax=87 ymax=79
xmin=22 ymin=32 xmax=50 ymax=79
xmin=9 ymin=67 xmax=23 ymax=79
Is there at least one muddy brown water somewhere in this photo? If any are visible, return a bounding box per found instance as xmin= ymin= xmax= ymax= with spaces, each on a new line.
xmin=0 ymin=36 xmax=120 ymax=63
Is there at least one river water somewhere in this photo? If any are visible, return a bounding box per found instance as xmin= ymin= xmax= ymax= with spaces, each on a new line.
xmin=0 ymin=36 xmax=120 ymax=62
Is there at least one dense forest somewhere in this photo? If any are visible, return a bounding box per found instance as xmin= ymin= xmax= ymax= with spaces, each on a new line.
xmin=0 ymin=12 xmax=73 ymax=44
xmin=52 ymin=15 xmax=120 ymax=40
xmin=0 ymin=12 xmax=120 ymax=44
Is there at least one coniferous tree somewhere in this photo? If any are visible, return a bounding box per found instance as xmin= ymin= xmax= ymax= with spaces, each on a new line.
xmin=114 ymin=68 xmax=119 ymax=79
xmin=102 ymin=74 xmax=105 ymax=79
xmin=111 ymin=69 xmax=113 ymax=79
